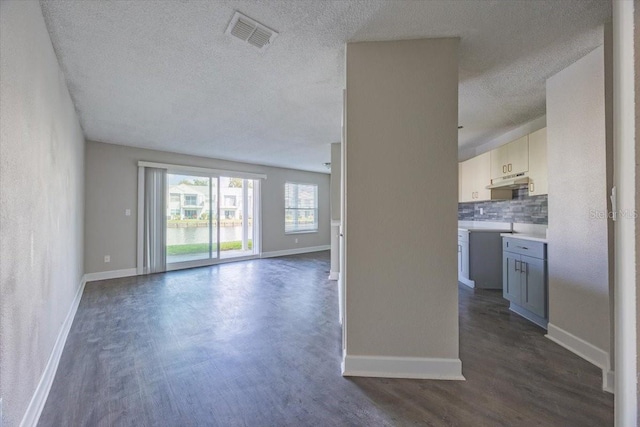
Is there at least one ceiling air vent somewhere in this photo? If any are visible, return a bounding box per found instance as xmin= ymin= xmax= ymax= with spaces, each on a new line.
xmin=225 ymin=11 xmax=278 ymax=52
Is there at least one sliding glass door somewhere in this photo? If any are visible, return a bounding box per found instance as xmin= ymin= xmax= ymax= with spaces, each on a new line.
xmin=166 ymin=173 xmax=217 ymax=264
xmin=219 ymin=177 xmax=255 ymax=259
xmin=166 ymin=173 xmax=258 ymax=268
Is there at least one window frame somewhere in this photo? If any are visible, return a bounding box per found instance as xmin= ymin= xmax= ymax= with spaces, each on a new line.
xmin=284 ymin=182 xmax=319 ymax=234
xmin=184 ymin=194 xmax=198 ymax=206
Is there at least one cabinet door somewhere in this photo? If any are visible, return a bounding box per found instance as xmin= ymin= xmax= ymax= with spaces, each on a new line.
xmin=503 ymin=252 xmax=521 ymax=303
xmin=473 ymin=152 xmax=493 ymax=201
xmin=458 ymin=163 xmax=463 ymax=202
xmin=507 ymin=135 xmax=529 ymax=175
xmin=490 ymin=145 xmax=509 ymax=179
xmin=459 ymin=159 xmax=475 ymax=202
xmin=520 ymin=255 xmax=546 ymax=317
xmin=527 ymin=128 xmax=548 ymax=195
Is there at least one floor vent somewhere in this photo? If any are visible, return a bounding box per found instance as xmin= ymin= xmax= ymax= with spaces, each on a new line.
xmin=225 ymin=11 xmax=278 ymax=52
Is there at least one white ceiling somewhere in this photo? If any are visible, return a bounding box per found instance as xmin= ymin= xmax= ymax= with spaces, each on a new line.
xmin=40 ymin=0 xmax=611 ymax=173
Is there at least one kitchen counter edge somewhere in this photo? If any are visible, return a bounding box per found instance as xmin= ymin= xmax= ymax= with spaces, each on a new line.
xmin=500 ymin=233 xmax=548 ymax=243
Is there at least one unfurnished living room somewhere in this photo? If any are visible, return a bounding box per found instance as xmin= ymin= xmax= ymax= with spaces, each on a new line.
xmin=0 ymin=1 xmax=638 ymax=426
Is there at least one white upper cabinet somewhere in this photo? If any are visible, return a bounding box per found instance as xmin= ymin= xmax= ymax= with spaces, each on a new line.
xmin=490 ymin=144 xmax=509 ymax=179
xmin=508 ymin=136 xmax=529 ymax=175
xmin=460 ymin=127 xmax=548 ymax=202
xmin=459 ymin=152 xmax=511 ymax=202
xmin=459 ymin=158 xmax=474 ymax=203
xmin=527 ymin=127 xmax=548 ymax=195
xmin=490 ymin=135 xmax=529 ymax=179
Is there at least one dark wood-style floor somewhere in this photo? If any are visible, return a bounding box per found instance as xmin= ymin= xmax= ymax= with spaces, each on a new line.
xmin=38 ymin=251 xmax=613 ymax=426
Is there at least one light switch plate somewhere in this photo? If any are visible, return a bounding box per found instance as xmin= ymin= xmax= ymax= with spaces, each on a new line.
xmin=125 ymin=209 xmax=131 ymax=216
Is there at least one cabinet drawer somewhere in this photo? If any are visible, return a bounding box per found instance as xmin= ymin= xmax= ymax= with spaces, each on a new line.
xmin=503 ymin=237 xmax=546 ymax=259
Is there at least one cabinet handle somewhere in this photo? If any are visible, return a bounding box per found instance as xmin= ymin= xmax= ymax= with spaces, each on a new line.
xmin=529 ymin=182 xmax=534 ymax=193
xmin=515 ymin=260 xmax=520 ymax=272
xmin=502 ymin=165 xmax=507 ymax=174
xmin=516 ymin=245 xmax=528 ymax=250
xmin=508 ymin=163 xmax=512 ymax=172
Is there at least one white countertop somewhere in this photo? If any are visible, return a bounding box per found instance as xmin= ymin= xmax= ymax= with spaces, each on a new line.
xmin=500 ymin=232 xmax=548 ymax=243
xmin=458 ymin=220 xmax=512 ymax=233
xmin=459 ymin=227 xmax=511 ymax=233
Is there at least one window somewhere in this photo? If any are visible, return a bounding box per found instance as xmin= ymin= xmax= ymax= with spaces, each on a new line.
xmin=184 ymin=194 xmax=197 ymax=205
xmin=285 ymin=182 xmax=318 ymax=233
xmin=223 ymin=195 xmax=236 ymax=207
xmin=183 ymin=209 xmax=198 ymax=219
xmin=170 ymin=194 xmax=180 ymax=203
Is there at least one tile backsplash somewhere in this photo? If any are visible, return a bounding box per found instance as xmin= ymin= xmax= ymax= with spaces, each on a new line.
xmin=458 ymin=186 xmax=548 ymax=225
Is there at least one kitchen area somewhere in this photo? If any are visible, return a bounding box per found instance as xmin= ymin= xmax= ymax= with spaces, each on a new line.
xmin=458 ymin=127 xmax=550 ymax=329
xmin=454 ymin=40 xmax=616 ymax=397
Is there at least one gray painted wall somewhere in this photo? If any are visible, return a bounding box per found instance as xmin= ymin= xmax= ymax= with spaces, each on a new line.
xmin=0 ymin=1 xmax=86 ymax=425
xmin=547 ymin=45 xmax=612 ymax=355
xmin=84 ymin=141 xmax=330 ymax=274
xmin=344 ymin=38 xmax=459 ymax=359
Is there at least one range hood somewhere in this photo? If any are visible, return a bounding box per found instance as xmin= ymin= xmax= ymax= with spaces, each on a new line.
xmin=486 ymin=174 xmax=530 ymax=189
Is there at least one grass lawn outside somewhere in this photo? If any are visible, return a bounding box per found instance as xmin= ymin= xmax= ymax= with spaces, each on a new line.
xmin=167 ymin=240 xmax=253 ymax=255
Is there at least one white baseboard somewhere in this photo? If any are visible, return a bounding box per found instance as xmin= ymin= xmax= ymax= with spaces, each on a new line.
xmin=328 ymin=270 xmax=339 ymax=280
xmin=509 ymin=303 xmax=548 ymax=330
xmin=458 ymin=277 xmax=475 ymax=288
xmin=20 ymin=276 xmax=86 ymax=427
xmin=261 ymin=245 xmax=330 ymax=259
xmin=545 ymin=322 xmax=611 ymax=386
xmin=603 ymin=370 xmax=615 ymax=394
xmin=341 ymin=353 xmax=465 ymax=380
xmin=83 ymin=268 xmax=137 ymax=283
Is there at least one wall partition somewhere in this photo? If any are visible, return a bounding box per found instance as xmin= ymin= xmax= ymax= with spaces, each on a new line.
xmin=137 ymin=161 xmax=264 ymax=273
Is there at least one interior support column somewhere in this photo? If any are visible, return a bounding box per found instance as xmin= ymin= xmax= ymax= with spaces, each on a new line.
xmin=342 ymin=38 xmax=462 ymax=379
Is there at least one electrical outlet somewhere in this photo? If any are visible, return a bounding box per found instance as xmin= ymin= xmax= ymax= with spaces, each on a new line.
xmin=479 ymin=208 xmax=484 ymax=215
xmin=104 ymin=255 xmax=111 ymax=263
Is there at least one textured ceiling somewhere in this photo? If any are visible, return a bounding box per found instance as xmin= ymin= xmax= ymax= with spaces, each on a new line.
xmin=40 ymin=0 xmax=611 ymax=173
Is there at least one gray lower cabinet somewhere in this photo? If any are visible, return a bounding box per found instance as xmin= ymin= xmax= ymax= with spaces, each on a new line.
xmin=503 ymin=237 xmax=548 ymax=328
xmin=458 ymin=229 xmax=504 ymax=289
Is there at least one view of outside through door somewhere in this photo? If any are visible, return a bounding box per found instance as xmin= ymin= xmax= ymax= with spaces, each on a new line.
xmin=219 ymin=177 xmax=254 ymax=259
xmin=166 ymin=173 xmax=256 ymax=265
